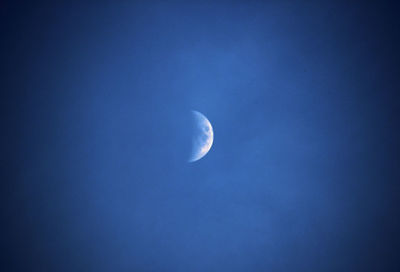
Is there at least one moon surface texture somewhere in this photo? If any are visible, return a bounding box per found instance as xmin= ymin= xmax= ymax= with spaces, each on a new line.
xmin=189 ymin=110 xmax=214 ymax=163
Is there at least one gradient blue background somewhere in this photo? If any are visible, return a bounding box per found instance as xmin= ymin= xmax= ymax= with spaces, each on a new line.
xmin=2 ymin=2 xmax=400 ymax=271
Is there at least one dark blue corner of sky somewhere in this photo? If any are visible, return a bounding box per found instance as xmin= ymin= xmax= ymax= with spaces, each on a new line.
xmin=2 ymin=2 xmax=400 ymax=271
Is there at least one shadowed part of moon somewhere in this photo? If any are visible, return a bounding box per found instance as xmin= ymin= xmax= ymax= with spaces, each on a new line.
xmin=189 ymin=111 xmax=214 ymax=162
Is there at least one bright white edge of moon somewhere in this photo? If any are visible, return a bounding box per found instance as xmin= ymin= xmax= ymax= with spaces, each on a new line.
xmin=189 ymin=110 xmax=214 ymax=163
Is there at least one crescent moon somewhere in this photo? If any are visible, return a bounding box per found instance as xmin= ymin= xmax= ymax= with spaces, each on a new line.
xmin=189 ymin=110 xmax=214 ymax=163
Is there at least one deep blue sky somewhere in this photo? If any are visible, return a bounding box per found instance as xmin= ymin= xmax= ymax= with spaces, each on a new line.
xmin=2 ymin=2 xmax=400 ymax=271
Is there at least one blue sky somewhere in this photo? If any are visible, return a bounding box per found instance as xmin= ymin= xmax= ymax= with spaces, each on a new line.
xmin=3 ymin=2 xmax=400 ymax=271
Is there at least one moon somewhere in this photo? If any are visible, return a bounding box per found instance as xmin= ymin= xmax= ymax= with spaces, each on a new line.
xmin=189 ymin=110 xmax=214 ymax=163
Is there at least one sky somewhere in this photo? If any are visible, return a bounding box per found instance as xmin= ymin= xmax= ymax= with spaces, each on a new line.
xmin=2 ymin=2 xmax=400 ymax=271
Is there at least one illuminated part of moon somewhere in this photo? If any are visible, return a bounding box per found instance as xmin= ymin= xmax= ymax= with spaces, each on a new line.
xmin=189 ymin=110 xmax=214 ymax=163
